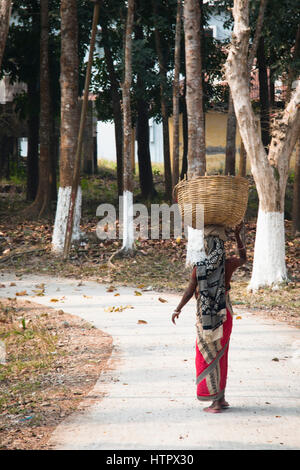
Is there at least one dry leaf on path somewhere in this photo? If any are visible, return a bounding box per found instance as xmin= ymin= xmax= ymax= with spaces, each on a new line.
xmin=138 ymin=320 xmax=148 ymax=324
xmin=16 ymin=291 xmax=27 ymax=296
xmin=158 ymin=297 xmax=167 ymax=303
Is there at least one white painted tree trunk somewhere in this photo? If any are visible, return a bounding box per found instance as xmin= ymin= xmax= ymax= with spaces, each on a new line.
xmin=185 ymin=226 xmax=205 ymax=267
xmin=249 ymin=209 xmax=288 ymax=290
xmin=121 ymin=190 xmax=134 ymax=252
xmin=52 ymin=186 xmax=82 ymax=254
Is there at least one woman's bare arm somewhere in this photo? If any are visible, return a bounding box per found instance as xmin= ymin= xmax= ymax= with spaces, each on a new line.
xmin=234 ymin=222 xmax=247 ymax=265
xmin=172 ymin=267 xmax=197 ymax=324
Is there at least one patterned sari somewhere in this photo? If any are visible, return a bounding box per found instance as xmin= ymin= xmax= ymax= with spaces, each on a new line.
xmin=194 ymin=235 xmax=233 ymax=402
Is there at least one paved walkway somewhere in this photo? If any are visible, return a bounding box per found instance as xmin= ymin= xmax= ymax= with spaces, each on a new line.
xmin=1 ymin=273 xmax=300 ymax=450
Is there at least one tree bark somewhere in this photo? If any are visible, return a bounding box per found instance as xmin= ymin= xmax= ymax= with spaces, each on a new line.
xmin=180 ymin=85 xmax=188 ymax=179
xmin=25 ymin=0 xmax=52 ymax=217
xmin=172 ymin=0 xmax=182 ymax=190
xmin=102 ymin=25 xmax=123 ymax=195
xmin=257 ymin=36 xmax=270 ymax=151
xmin=292 ymin=139 xmax=300 ymax=235
xmin=225 ymin=93 xmax=237 ymax=175
xmin=134 ymin=20 xmax=156 ymax=200
xmin=0 ymin=0 xmax=11 ymax=71
xmin=121 ymin=0 xmax=134 ymax=252
xmin=153 ymin=2 xmax=172 ymax=202
xmin=136 ymin=89 xmax=156 ymax=199
xmin=225 ymin=0 xmax=300 ymax=289
xmin=26 ymin=80 xmax=39 ymax=202
xmin=52 ymin=0 xmax=81 ymax=253
xmin=183 ymin=0 xmax=206 ymax=179
xmin=238 ymin=138 xmax=247 ymax=177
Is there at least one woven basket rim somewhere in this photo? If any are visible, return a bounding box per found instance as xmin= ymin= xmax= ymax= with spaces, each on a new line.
xmin=173 ymin=174 xmax=249 ymax=198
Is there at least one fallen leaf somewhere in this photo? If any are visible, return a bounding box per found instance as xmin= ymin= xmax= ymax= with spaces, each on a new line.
xmin=16 ymin=291 xmax=27 ymax=296
xmin=134 ymin=291 xmax=142 ymax=296
xmin=138 ymin=319 xmax=148 ymax=324
xmin=32 ymin=289 xmax=45 ymax=296
xmin=50 ymin=298 xmax=59 ymax=302
xmin=106 ymin=286 xmax=116 ymax=292
xmin=114 ymin=293 xmax=120 ymax=296
xmin=236 ymin=316 xmax=242 ymax=320
xmin=158 ymin=297 xmax=167 ymax=303
xmin=137 ymin=284 xmax=145 ymax=289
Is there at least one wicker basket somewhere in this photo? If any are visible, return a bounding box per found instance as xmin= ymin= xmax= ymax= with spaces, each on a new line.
xmin=174 ymin=175 xmax=249 ymax=228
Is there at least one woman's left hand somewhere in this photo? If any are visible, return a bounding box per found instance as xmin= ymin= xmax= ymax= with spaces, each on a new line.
xmin=234 ymin=221 xmax=244 ymax=235
xmin=172 ymin=311 xmax=181 ymax=324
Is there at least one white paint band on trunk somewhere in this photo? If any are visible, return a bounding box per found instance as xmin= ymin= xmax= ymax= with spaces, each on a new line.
xmin=186 ymin=225 xmax=206 ymax=267
xmin=52 ymin=186 xmax=83 ymax=254
xmin=248 ymin=209 xmax=288 ymax=291
xmin=122 ymin=190 xmax=134 ymax=251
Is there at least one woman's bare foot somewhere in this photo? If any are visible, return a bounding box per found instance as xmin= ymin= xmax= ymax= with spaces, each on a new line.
xmin=220 ymin=398 xmax=230 ymax=409
xmin=203 ymin=400 xmax=222 ymax=413
xmin=203 ymin=397 xmax=230 ymax=413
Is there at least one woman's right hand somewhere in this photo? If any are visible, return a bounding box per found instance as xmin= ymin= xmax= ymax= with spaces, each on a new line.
xmin=172 ymin=310 xmax=181 ymax=324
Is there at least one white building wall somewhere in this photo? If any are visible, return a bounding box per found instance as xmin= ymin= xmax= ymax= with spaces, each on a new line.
xmin=97 ymin=119 xmax=164 ymax=164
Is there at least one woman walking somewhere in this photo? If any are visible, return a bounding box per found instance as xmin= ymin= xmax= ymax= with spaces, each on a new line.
xmin=172 ymin=223 xmax=246 ymax=413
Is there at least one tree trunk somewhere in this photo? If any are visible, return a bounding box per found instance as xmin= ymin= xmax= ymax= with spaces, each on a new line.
xmin=238 ymin=138 xmax=247 ymax=177
xmin=0 ymin=0 xmax=11 ymax=71
xmin=0 ymin=134 xmax=13 ymax=179
xmin=26 ymin=80 xmax=39 ymax=201
xmin=292 ymin=139 xmax=300 ymax=235
xmin=121 ymin=0 xmax=134 ymax=252
xmin=225 ymin=0 xmax=300 ymax=290
xmin=102 ymin=26 xmax=123 ymax=195
xmin=225 ymin=93 xmax=237 ymax=175
xmin=183 ymin=0 xmax=206 ymax=265
xmin=134 ymin=22 xmax=156 ymax=200
xmin=183 ymin=0 xmax=206 ymax=180
xmin=172 ymin=0 xmax=182 ymax=190
xmin=52 ymin=0 xmax=81 ymax=253
xmin=25 ymin=0 xmax=52 ymax=217
xmin=136 ymin=90 xmax=156 ymax=200
xmin=180 ymin=87 xmax=188 ymax=179
xmin=153 ymin=2 xmax=172 ymax=202
xmin=257 ymin=36 xmax=270 ymax=151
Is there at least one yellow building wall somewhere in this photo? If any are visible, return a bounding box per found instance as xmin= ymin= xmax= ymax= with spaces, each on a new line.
xmin=169 ymin=111 xmax=249 ymax=175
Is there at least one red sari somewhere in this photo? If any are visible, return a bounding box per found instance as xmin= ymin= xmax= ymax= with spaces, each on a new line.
xmin=193 ymin=257 xmax=240 ymax=402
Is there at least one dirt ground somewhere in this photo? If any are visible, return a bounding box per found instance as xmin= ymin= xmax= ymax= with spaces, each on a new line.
xmin=0 ymin=297 xmax=113 ymax=450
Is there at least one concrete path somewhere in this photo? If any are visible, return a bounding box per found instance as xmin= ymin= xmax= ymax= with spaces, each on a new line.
xmin=1 ymin=272 xmax=300 ymax=450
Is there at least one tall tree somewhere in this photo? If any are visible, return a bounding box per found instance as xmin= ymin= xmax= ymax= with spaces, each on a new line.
xmin=153 ymin=0 xmax=172 ymax=202
xmin=183 ymin=0 xmax=206 ymax=266
xmin=101 ymin=22 xmax=124 ymax=196
xmin=225 ymin=0 xmax=268 ymax=176
xmin=225 ymin=93 xmax=237 ymax=175
xmin=25 ymin=0 xmax=53 ymax=217
xmin=257 ymin=36 xmax=270 ymax=150
xmin=121 ymin=0 xmax=135 ymax=253
xmin=172 ymin=0 xmax=182 ymax=189
xmin=52 ymin=0 xmax=81 ymax=253
xmin=183 ymin=0 xmax=206 ymax=179
xmin=0 ymin=0 xmax=11 ymax=71
xmin=134 ymin=16 xmax=156 ymax=200
xmin=225 ymin=0 xmax=300 ymax=290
